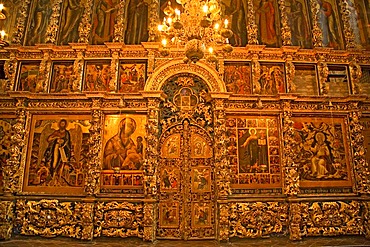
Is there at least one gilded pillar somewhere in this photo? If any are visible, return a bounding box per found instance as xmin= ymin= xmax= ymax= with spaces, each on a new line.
xmin=78 ymin=0 xmax=93 ymax=43
xmin=148 ymin=0 xmax=160 ymax=42
xmin=289 ymin=203 xmax=304 ymax=240
xmin=317 ymin=59 xmax=329 ymax=95
xmin=4 ymin=52 xmax=17 ymax=91
xmin=85 ymin=99 xmax=103 ymax=196
xmin=339 ymin=0 xmax=357 ymax=49
xmin=213 ymin=97 xmax=230 ymax=241
xmin=349 ymin=103 xmax=370 ymax=194
xmin=246 ymin=0 xmax=258 ymax=45
xmin=45 ymin=0 xmax=64 ymax=44
xmin=142 ymin=94 xmax=163 ymax=241
xmin=251 ymin=55 xmax=261 ymax=94
xmin=309 ymin=0 xmax=323 ymax=47
xmin=282 ymin=100 xmax=299 ymax=196
xmin=0 ymin=201 xmax=14 ymax=240
xmin=71 ymin=48 xmax=86 ymax=92
xmin=113 ymin=0 xmax=126 ymax=42
xmin=349 ymin=60 xmax=362 ymax=95
xmin=11 ymin=0 xmax=31 ymax=44
xmin=3 ymin=99 xmax=27 ymax=195
xmin=36 ymin=49 xmax=52 ymax=93
xmin=278 ymin=0 xmax=292 ymax=46
xmin=285 ymin=55 xmax=296 ymax=93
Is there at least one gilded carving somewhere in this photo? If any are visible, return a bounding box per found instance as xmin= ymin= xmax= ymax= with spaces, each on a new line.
xmin=113 ymin=0 xmax=126 ymax=42
xmin=339 ymin=0 xmax=356 ymax=49
xmin=109 ymin=51 xmax=119 ymax=91
xmin=282 ymin=102 xmax=300 ymax=195
xmin=94 ymin=201 xmax=143 ymax=238
xmin=285 ymin=57 xmax=296 ymax=93
xmin=85 ymin=109 xmax=103 ymax=196
xmin=3 ymin=108 xmax=27 ymax=194
xmin=0 ymin=201 xmax=14 ymax=240
xmin=11 ymin=0 xmax=31 ymax=44
xmin=349 ymin=108 xmax=370 ymax=194
xmin=218 ymin=203 xmax=229 ymax=241
xmin=230 ymin=202 xmax=288 ymax=238
xmin=72 ymin=51 xmax=85 ymax=91
xmin=318 ymin=60 xmax=329 ymax=95
xmin=309 ymin=0 xmax=323 ymax=47
xmin=78 ymin=0 xmax=93 ymax=44
xmin=4 ymin=52 xmax=18 ymax=91
xmin=16 ymin=199 xmax=94 ymax=240
xmin=37 ymin=51 xmax=52 ymax=93
xmin=45 ymin=0 xmax=63 ymax=44
xmin=278 ymin=0 xmax=292 ymax=46
xmin=246 ymin=0 xmax=259 ymax=45
xmin=349 ymin=61 xmax=362 ymax=95
xmin=148 ymin=0 xmax=160 ymax=42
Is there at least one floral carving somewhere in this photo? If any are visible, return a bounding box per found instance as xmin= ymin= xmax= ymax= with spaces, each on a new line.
xmin=0 ymin=201 xmax=14 ymax=240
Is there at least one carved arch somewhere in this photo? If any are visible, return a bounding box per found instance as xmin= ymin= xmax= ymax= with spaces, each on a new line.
xmin=144 ymin=59 xmax=226 ymax=92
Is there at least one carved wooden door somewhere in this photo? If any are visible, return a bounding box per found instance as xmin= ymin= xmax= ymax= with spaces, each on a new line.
xmin=157 ymin=121 xmax=215 ymax=240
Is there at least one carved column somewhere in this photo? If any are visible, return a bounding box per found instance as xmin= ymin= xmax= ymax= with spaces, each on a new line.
xmin=113 ymin=0 xmax=126 ymax=42
xmin=148 ymin=0 xmax=160 ymax=42
xmin=78 ymin=0 xmax=93 ymax=43
xmin=309 ymin=0 xmax=323 ymax=47
xmin=363 ymin=201 xmax=370 ymax=238
xmin=36 ymin=49 xmax=52 ymax=93
xmin=282 ymin=101 xmax=300 ymax=196
xmin=339 ymin=0 xmax=357 ymax=49
xmin=11 ymin=0 xmax=31 ymax=44
xmin=142 ymin=94 xmax=163 ymax=241
xmin=289 ymin=203 xmax=304 ymax=240
xmin=349 ymin=104 xmax=370 ymax=194
xmin=349 ymin=60 xmax=362 ymax=95
xmin=317 ymin=59 xmax=329 ymax=95
xmin=285 ymin=55 xmax=296 ymax=93
xmin=71 ymin=48 xmax=86 ymax=92
xmin=106 ymin=44 xmax=122 ymax=91
xmin=4 ymin=52 xmax=17 ymax=91
xmin=85 ymin=99 xmax=103 ymax=196
xmin=0 ymin=201 xmax=14 ymax=240
xmin=251 ymin=55 xmax=261 ymax=94
xmin=45 ymin=0 xmax=64 ymax=44
xmin=213 ymin=97 xmax=231 ymax=241
xmin=278 ymin=0 xmax=292 ymax=46
xmin=3 ymin=99 xmax=27 ymax=195
xmin=246 ymin=0 xmax=258 ymax=45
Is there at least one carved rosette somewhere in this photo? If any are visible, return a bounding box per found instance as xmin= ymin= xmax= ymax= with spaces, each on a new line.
xmin=339 ymin=0 xmax=356 ymax=49
xmin=85 ymin=108 xmax=103 ymax=196
xmin=4 ymin=52 xmax=17 ymax=91
xmin=318 ymin=60 xmax=329 ymax=95
xmin=246 ymin=0 xmax=258 ymax=44
xmin=113 ymin=0 xmax=126 ymax=42
xmin=285 ymin=57 xmax=296 ymax=93
xmin=93 ymin=201 xmax=143 ymax=238
xmin=143 ymin=99 xmax=161 ymax=198
xmin=278 ymin=0 xmax=292 ymax=46
xmin=282 ymin=101 xmax=300 ymax=196
xmin=309 ymin=0 xmax=323 ymax=47
xmin=143 ymin=202 xmax=156 ymax=241
xmin=0 ymin=201 xmax=14 ymax=240
xmin=45 ymin=0 xmax=63 ymax=44
xmin=349 ymin=61 xmax=362 ymax=95
xmin=348 ymin=107 xmax=370 ymax=194
xmin=3 ymin=107 xmax=27 ymax=194
xmin=78 ymin=0 xmax=93 ymax=43
xmin=109 ymin=51 xmax=119 ymax=91
xmin=72 ymin=51 xmax=85 ymax=92
xmin=289 ymin=203 xmax=304 ymax=240
xmin=218 ymin=203 xmax=229 ymax=241
xmin=16 ymin=200 xmax=94 ymax=240
xmin=230 ymin=202 xmax=288 ymax=238
xmin=11 ymin=0 xmax=31 ymax=44
xmin=37 ymin=51 xmax=52 ymax=93
xmin=251 ymin=56 xmax=261 ymax=94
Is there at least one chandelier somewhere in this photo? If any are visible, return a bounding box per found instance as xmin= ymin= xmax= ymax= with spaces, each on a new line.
xmin=157 ymin=0 xmax=233 ymax=64
xmin=0 ymin=3 xmax=8 ymax=48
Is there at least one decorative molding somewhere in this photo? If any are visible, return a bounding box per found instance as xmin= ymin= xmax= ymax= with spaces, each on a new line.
xmin=45 ymin=0 xmax=63 ymax=44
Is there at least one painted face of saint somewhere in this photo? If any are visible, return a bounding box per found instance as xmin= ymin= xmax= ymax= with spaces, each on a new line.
xmin=119 ymin=118 xmax=136 ymax=137
xmin=59 ymin=119 xmax=67 ymax=130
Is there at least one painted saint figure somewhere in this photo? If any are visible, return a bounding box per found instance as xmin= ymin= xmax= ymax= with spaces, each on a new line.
xmin=125 ymin=0 xmax=149 ymax=44
xmin=289 ymin=0 xmax=310 ymax=47
xmin=26 ymin=0 xmax=52 ymax=45
xmin=103 ymin=118 xmax=143 ymax=170
xmin=43 ymin=119 xmax=71 ymax=179
xmin=59 ymin=0 xmax=85 ymax=44
xmin=256 ymin=0 xmax=277 ymax=45
xmin=92 ymin=0 xmax=118 ymax=44
xmin=317 ymin=0 xmax=339 ymax=48
xmin=310 ymin=132 xmax=331 ymax=178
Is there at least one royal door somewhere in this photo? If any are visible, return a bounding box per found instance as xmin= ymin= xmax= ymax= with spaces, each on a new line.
xmin=157 ymin=120 xmax=215 ymax=239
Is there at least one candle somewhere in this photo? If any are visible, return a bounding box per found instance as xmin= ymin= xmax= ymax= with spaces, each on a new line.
xmin=224 ymin=19 xmax=228 ymax=28
xmin=0 ymin=30 xmax=5 ymax=39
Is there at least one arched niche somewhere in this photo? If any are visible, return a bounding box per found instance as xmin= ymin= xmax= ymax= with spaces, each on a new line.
xmin=144 ymin=59 xmax=226 ymax=93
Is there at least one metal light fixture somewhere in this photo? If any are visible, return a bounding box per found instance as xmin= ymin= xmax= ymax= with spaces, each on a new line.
xmin=157 ymin=0 xmax=233 ymax=64
xmin=0 ymin=4 xmax=5 ymax=20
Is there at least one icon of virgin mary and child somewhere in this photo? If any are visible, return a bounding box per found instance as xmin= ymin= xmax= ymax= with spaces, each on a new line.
xmin=103 ymin=118 xmax=143 ymax=170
